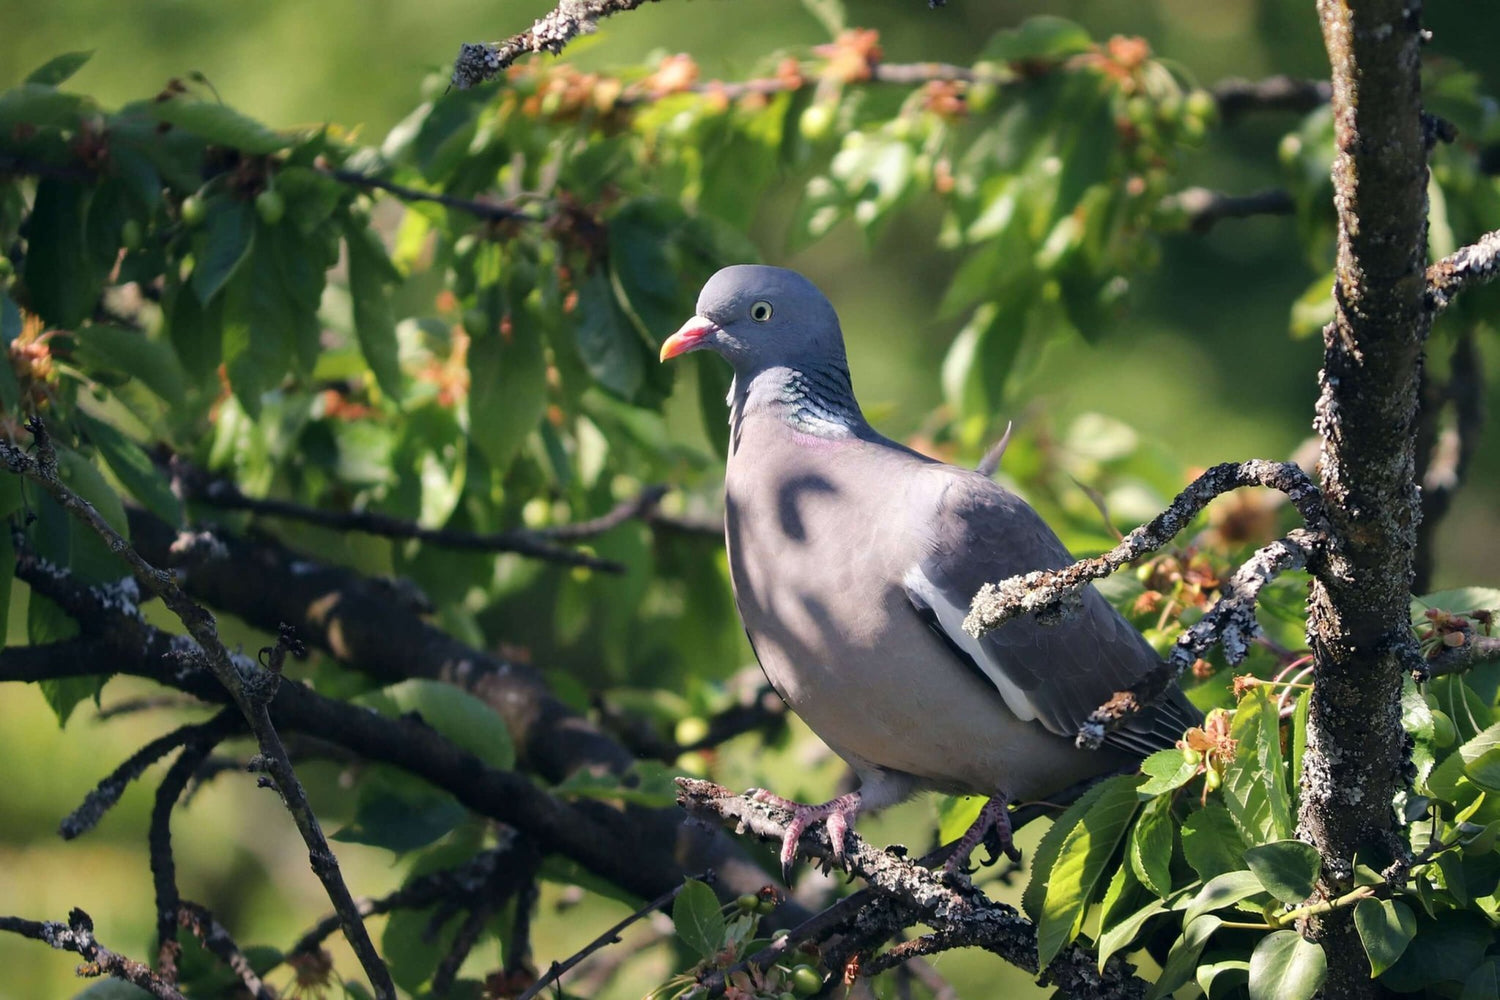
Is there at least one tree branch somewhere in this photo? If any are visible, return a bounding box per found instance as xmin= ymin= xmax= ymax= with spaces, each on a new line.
xmin=452 ymin=0 xmax=664 ymax=90
xmin=1159 ymin=187 xmax=1295 ymax=234
xmin=0 ymin=909 xmax=188 ymax=1000
xmin=676 ymin=779 xmax=1149 ymax=1000
xmin=1425 ymin=227 xmax=1500 ymax=315
xmin=0 ymin=418 xmax=398 ymax=1000
xmin=963 ymin=460 xmax=1326 ymax=638
xmin=1211 ymin=76 xmax=1332 ymax=120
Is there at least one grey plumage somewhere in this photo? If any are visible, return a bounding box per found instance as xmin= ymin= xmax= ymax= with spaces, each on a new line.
xmin=660 ymin=264 xmax=1200 ymax=875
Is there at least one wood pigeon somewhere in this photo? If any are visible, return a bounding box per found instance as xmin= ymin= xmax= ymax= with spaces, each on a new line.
xmin=660 ymin=265 xmax=1201 ymax=879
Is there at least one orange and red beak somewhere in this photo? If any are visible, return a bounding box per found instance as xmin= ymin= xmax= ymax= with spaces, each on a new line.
xmin=659 ymin=316 xmax=720 ymax=362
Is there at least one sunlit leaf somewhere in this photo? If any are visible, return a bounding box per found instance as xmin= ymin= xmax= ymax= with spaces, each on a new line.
xmin=1353 ymin=898 xmax=1416 ymax=977
xmin=1249 ymin=930 xmax=1326 ymax=1000
xmin=1034 ymin=775 xmax=1140 ymax=967
xmin=672 ymin=878 xmax=726 ymax=961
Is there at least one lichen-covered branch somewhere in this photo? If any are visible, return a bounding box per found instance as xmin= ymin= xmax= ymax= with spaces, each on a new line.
xmin=452 ymin=0 xmax=663 ymax=89
xmin=1303 ymin=2 xmax=1432 ymax=994
xmin=1425 ymin=227 xmax=1500 ymax=315
xmin=0 ymin=418 xmax=397 ymax=1000
xmin=676 ymin=779 xmax=1148 ymax=1000
xmin=0 ymin=909 xmax=187 ymax=1000
xmin=963 ymin=459 xmax=1326 ymax=638
xmin=1078 ymin=529 xmax=1320 ymax=748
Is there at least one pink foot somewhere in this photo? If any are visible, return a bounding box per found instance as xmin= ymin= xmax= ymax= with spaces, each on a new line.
xmin=751 ymin=789 xmax=863 ymax=883
xmin=943 ymin=795 xmax=1021 ymax=877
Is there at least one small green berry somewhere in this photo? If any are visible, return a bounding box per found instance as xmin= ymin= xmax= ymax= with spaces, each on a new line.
xmin=736 ymin=893 xmax=760 ymax=913
xmin=120 ymin=218 xmax=143 ymax=250
xmin=255 ymin=189 xmax=286 ymax=225
xmin=180 ymin=194 xmax=207 ymax=228
xmin=790 ymin=965 xmax=822 ymax=997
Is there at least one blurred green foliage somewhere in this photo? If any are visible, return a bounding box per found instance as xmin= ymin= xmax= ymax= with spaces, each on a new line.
xmin=1 ymin=0 xmax=1499 ymax=997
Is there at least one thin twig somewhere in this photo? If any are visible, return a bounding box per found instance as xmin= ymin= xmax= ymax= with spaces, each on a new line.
xmin=0 ymin=910 xmax=188 ymax=1000
xmin=0 ymin=417 xmax=396 ymax=1000
xmin=320 ymin=166 xmax=533 ymax=223
xmin=516 ymin=875 xmax=700 ymax=1000
xmin=178 ymin=902 xmax=275 ymax=1000
xmin=963 ymin=459 xmax=1327 ymax=637
xmin=452 ymin=0 xmax=665 ymax=90
xmin=1211 ymin=76 xmax=1331 ymax=120
xmin=185 ymin=471 xmax=636 ymax=573
xmin=1426 ymin=228 xmax=1500 ymax=315
xmin=1160 ymin=187 xmax=1295 ymax=234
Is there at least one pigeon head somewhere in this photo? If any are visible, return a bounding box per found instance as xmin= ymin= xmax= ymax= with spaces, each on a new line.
xmin=659 ymin=265 xmax=848 ymax=376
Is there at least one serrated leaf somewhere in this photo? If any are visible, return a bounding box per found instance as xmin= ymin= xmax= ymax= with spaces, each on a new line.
xmin=1097 ymin=894 xmax=1168 ymax=971
xmin=1147 ymin=916 xmax=1221 ymax=1000
xmin=151 ymin=99 xmax=291 ymax=154
xmin=1353 ymin=898 xmax=1416 ymax=977
xmin=1182 ymin=804 xmax=1248 ymax=883
xmin=1129 ymin=794 xmax=1175 ymax=898
xmin=354 ymin=679 xmax=514 ymax=771
xmin=22 ymin=178 xmax=101 ymax=329
xmin=575 ymin=269 xmax=646 ymax=401
xmin=1024 ymin=777 xmax=1116 ymax=919
xmin=1249 ymin=930 xmax=1327 ymax=1000
xmin=192 ymin=197 xmax=256 ymax=304
xmin=25 ymin=50 xmax=94 ymax=86
xmin=1139 ymin=747 xmax=1198 ymax=795
xmin=76 ymin=412 xmax=182 ymax=525
xmin=672 ymin=878 xmax=725 ymax=961
xmin=937 ymin=795 xmax=987 ymax=847
xmin=1035 ymin=775 xmax=1141 ymax=967
xmin=1183 ymin=869 xmax=1265 ymax=927
xmin=344 ymin=220 xmax=404 ymax=400
xmin=1243 ymin=840 xmax=1320 ymax=904
xmin=1224 ymin=688 xmax=1293 ymax=842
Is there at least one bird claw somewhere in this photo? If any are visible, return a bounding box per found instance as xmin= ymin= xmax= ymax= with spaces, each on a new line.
xmin=942 ymin=795 xmax=1021 ymax=878
xmin=751 ymin=789 xmax=862 ymax=884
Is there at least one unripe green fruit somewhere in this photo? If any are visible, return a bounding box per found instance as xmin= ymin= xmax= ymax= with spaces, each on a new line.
xmin=120 ymin=218 xmax=143 ymax=250
xmin=799 ymin=104 xmax=834 ymax=141
xmin=790 ymin=965 xmax=822 ymax=997
xmin=736 ymin=893 xmax=760 ymax=913
xmin=180 ymin=194 xmax=207 ymax=228
xmin=1185 ymin=90 xmax=1218 ymax=125
xmin=255 ymin=189 xmax=286 ymax=225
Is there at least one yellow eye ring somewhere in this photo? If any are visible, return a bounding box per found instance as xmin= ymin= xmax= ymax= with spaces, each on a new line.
xmin=750 ymin=300 xmax=773 ymax=322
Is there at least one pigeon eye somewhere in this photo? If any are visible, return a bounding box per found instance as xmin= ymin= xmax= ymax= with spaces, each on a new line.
xmin=750 ymin=300 xmax=774 ymax=322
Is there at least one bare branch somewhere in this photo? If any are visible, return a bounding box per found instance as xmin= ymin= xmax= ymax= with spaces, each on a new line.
xmin=1 ymin=418 xmax=396 ymax=1000
xmin=178 ymin=903 xmax=275 ymax=1000
xmin=1426 ymin=228 xmax=1500 ymax=316
xmin=452 ymin=0 xmax=664 ymax=90
xmin=1079 ymin=529 xmax=1321 ymax=748
xmin=1420 ymin=621 xmax=1500 ymax=680
xmin=320 ymin=166 xmax=533 ymax=223
xmin=1211 ymin=76 xmax=1331 ymax=120
xmin=963 ymin=460 xmax=1327 ymax=638
xmin=1159 ymin=187 xmax=1295 ymax=234
xmin=0 ymin=909 xmax=188 ymax=1000
xmin=178 ymin=464 xmax=655 ymax=572
xmin=516 ymin=877 xmax=695 ymax=1000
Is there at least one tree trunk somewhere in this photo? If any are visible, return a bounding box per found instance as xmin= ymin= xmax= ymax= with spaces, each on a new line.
xmin=1300 ymin=0 xmax=1430 ymax=995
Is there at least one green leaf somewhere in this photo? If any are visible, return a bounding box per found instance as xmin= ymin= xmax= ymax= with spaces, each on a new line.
xmin=25 ymin=50 xmax=94 ymax=86
xmin=1461 ymin=959 xmax=1500 ymax=1000
xmin=1147 ymin=916 xmax=1221 ymax=1000
xmin=1128 ymin=794 xmax=1175 ymax=898
xmin=672 ymin=878 xmax=726 ymax=961
xmin=1183 ymin=869 xmax=1266 ymax=927
xmin=1353 ymin=898 xmax=1416 ymax=978
xmin=1459 ymin=722 xmax=1500 ymax=792
xmin=1097 ymin=894 xmax=1168 ymax=971
xmin=1249 ymin=930 xmax=1327 ymax=1000
xmin=76 ymin=412 xmax=183 ymax=525
xmin=1224 ymin=688 xmax=1293 ymax=842
xmin=0 ymin=84 xmax=91 ymax=131
xmin=164 ymin=279 xmax=224 ymax=379
xmin=1139 ymin=747 xmax=1198 ymax=795
xmin=1243 ymin=840 xmax=1320 ymax=904
xmin=22 ymin=178 xmax=102 ymax=329
xmin=980 ymin=16 xmax=1094 ymax=63
xmin=1382 ymin=911 xmax=1492 ymax=992
xmin=574 ymin=269 xmax=647 ymax=401
xmin=1197 ymin=959 xmax=1251 ymax=1000
xmin=343 ymin=220 xmax=404 ymax=400
xmin=331 ymin=768 xmax=466 ymax=852
xmin=73 ymin=324 xmax=190 ymax=404
xmin=151 ymin=99 xmax=291 ymax=154
xmin=937 ymin=795 xmax=987 ymax=847
xmin=1035 ymin=775 xmax=1141 ymax=967
xmin=1024 ymin=777 xmax=1116 ymax=919
xmin=192 ymin=197 xmax=257 ymax=304
xmin=1289 ymin=271 xmax=1335 ymax=339
xmin=354 ymin=679 xmax=514 ymax=771
xmin=1291 ymin=689 xmax=1310 ymax=790
xmin=1181 ymin=801 xmax=1249 ymax=882
xmin=467 ymin=292 xmax=546 ymax=475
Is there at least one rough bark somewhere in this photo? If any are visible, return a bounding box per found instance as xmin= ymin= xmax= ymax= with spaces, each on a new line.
xmin=1300 ymin=1 xmax=1431 ymax=994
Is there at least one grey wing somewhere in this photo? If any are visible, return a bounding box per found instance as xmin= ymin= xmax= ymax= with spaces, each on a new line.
xmin=902 ymin=471 xmax=1200 ymax=757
